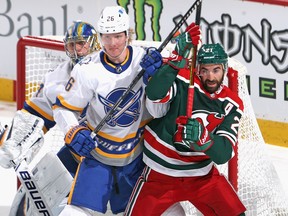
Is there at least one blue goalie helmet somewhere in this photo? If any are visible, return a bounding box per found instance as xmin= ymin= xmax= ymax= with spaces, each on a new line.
xmin=64 ymin=21 xmax=99 ymax=64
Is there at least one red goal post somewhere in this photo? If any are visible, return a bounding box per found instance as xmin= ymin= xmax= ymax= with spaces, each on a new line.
xmin=16 ymin=36 xmax=288 ymax=215
xmin=17 ymin=36 xmax=66 ymax=110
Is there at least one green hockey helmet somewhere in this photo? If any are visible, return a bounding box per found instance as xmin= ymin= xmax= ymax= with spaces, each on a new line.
xmin=197 ymin=43 xmax=228 ymax=71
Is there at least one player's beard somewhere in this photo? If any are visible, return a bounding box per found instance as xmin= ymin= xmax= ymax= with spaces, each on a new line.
xmin=202 ymin=74 xmax=224 ymax=94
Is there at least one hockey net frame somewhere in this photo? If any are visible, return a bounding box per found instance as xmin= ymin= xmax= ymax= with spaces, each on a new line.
xmin=16 ymin=36 xmax=288 ymax=215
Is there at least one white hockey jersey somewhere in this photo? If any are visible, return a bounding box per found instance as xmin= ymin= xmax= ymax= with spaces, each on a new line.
xmin=23 ymin=60 xmax=73 ymax=131
xmin=55 ymin=46 xmax=153 ymax=166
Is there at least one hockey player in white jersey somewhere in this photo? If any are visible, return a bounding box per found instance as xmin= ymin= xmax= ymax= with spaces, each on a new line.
xmin=0 ymin=21 xmax=99 ymax=215
xmin=11 ymin=20 xmax=99 ymax=174
xmin=53 ymin=5 xmax=167 ymax=216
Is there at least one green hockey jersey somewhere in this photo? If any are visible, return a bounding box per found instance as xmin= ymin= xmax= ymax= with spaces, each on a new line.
xmin=144 ymin=65 xmax=244 ymax=177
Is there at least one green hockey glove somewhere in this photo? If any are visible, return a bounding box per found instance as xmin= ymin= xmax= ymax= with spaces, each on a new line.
xmin=175 ymin=22 xmax=201 ymax=58
xmin=175 ymin=116 xmax=214 ymax=152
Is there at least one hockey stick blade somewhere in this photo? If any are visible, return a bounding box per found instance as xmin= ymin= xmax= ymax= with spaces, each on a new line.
xmin=90 ymin=0 xmax=203 ymax=158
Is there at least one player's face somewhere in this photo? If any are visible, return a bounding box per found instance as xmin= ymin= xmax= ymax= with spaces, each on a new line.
xmin=198 ymin=64 xmax=225 ymax=93
xmin=65 ymin=39 xmax=91 ymax=58
xmin=100 ymin=32 xmax=128 ymax=60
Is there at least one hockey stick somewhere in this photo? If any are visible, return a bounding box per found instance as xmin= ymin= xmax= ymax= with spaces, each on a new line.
xmin=186 ymin=0 xmax=202 ymax=117
xmin=90 ymin=0 xmax=202 ymax=158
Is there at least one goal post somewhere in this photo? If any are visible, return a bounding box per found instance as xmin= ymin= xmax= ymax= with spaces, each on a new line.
xmin=16 ymin=36 xmax=288 ymax=215
xmin=226 ymin=68 xmax=239 ymax=191
xmin=16 ymin=35 xmax=67 ymax=110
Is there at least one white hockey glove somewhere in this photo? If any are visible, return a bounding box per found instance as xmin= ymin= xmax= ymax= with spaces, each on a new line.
xmin=0 ymin=111 xmax=44 ymax=168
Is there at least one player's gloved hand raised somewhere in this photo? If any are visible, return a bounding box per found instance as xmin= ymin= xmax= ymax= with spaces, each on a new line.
xmin=164 ymin=23 xmax=201 ymax=70
xmin=65 ymin=125 xmax=97 ymax=158
xmin=174 ymin=116 xmax=214 ymax=152
xmin=176 ymin=22 xmax=201 ymax=57
xmin=140 ymin=47 xmax=162 ymax=85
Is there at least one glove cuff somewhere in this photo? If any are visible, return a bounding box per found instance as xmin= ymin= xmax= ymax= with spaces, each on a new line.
xmin=164 ymin=57 xmax=190 ymax=70
xmin=194 ymin=132 xmax=214 ymax=152
xmin=65 ymin=125 xmax=87 ymax=144
xmin=190 ymin=140 xmax=214 ymax=152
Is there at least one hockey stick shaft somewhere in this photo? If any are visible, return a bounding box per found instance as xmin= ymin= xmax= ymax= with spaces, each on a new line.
xmin=186 ymin=0 xmax=202 ymax=117
xmin=91 ymin=0 xmax=202 ymax=139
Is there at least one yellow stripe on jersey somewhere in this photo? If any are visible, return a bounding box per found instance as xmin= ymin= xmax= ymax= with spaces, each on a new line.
xmin=57 ymin=95 xmax=84 ymax=112
xmin=87 ymin=119 xmax=151 ymax=143
xmin=25 ymin=100 xmax=54 ymax=121
xmin=94 ymin=138 xmax=142 ymax=159
xmin=67 ymin=157 xmax=83 ymax=205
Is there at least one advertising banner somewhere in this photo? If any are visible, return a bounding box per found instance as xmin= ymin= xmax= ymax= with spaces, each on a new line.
xmin=0 ymin=0 xmax=287 ymax=123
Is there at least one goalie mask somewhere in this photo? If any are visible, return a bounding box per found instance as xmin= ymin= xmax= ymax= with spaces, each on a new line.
xmin=64 ymin=21 xmax=99 ymax=64
xmin=197 ymin=43 xmax=228 ymax=73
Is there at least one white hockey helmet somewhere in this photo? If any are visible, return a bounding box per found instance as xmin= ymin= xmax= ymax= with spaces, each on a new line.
xmin=97 ymin=6 xmax=130 ymax=34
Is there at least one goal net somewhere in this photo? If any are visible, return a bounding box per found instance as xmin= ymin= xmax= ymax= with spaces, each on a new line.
xmin=16 ymin=35 xmax=288 ymax=215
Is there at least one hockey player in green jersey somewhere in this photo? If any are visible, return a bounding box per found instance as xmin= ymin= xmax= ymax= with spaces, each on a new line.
xmin=124 ymin=24 xmax=246 ymax=215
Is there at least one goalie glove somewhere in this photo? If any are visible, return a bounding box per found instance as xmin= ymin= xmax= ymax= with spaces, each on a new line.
xmin=164 ymin=23 xmax=201 ymax=70
xmin=0 ymin=111 xmax=44 ymax=168
xmin=65 ymin=125 xmax=97 ymax=158
xmin=140 ymin=47 xmax=162 ymax=85
xmin=174 ymin=116 xmax=214 ymax=152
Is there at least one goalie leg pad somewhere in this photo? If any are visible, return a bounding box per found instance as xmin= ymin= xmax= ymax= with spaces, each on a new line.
xmin=8 ymin=185 xmax=26 ymax=216
xmin=31 ymin=152 xmax=73 ymax=215
xmin=16 ymin=152 xmax=73 ymax=216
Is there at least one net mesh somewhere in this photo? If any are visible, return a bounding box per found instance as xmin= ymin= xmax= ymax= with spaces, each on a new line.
xmin=230 ymin=58 xmax=288 ymax=216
